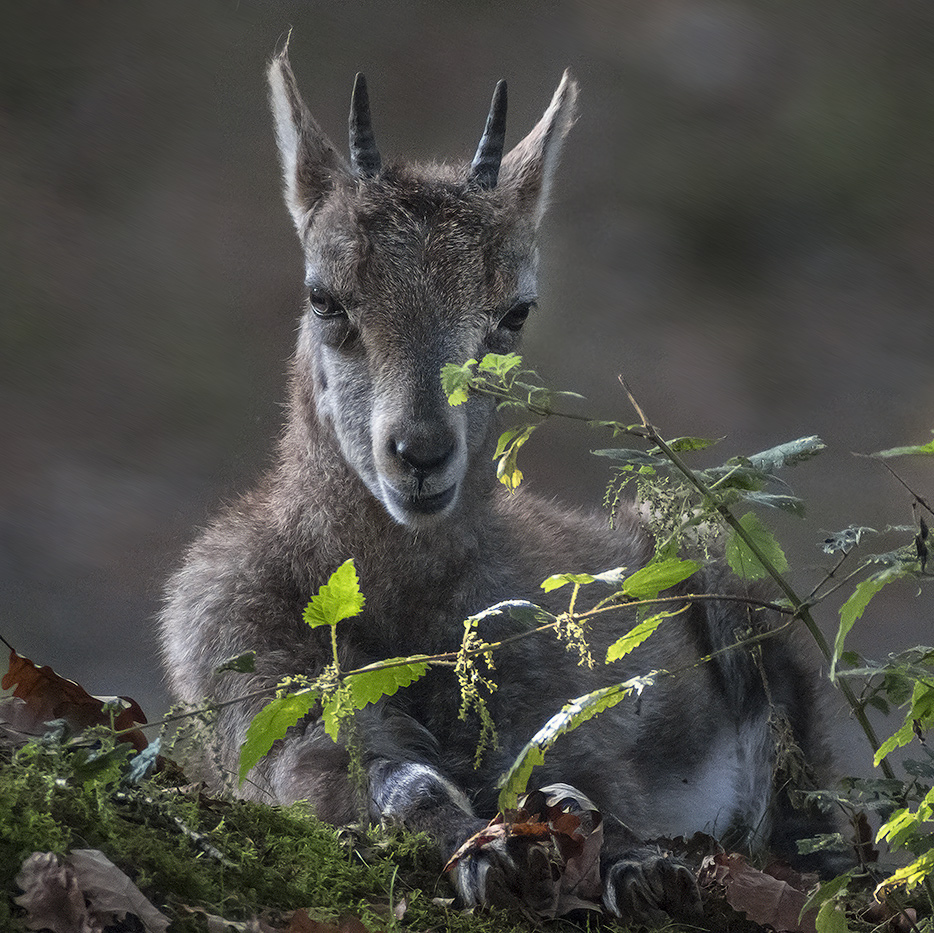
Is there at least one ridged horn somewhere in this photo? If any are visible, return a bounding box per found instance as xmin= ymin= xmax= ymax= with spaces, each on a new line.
xmin=349 ymin=73 xmax=381 ymax=177
xmin=470 ymin=79 xmax=507 ymax=189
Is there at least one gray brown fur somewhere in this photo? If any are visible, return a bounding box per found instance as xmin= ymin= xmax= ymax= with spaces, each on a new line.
xmin=160 ymin=44 xmax=838 ymax=921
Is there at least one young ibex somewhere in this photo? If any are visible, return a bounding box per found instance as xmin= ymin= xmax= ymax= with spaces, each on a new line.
xmin=160 ymin=44 xmax=837 ymax=922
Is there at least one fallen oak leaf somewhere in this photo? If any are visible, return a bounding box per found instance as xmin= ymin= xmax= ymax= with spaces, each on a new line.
xmin=1 ymin=645 xmax=148 ymax=751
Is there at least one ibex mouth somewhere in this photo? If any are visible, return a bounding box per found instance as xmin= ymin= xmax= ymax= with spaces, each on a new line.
xmin=384 ymin=482 xmax=457 ymax=519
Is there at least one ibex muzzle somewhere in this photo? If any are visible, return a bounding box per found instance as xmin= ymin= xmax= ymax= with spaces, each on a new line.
xmin=160 ymin=43 xmax=842 ymax=925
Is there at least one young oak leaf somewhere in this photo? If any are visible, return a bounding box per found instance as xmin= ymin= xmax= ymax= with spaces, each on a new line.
xmin=303 ymin=559 xmax=365 ymax=629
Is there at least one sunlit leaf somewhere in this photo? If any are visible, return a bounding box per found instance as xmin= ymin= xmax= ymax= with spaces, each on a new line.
xmin=873 ymin=431 xmax=934 ymax=458
xmin=303 ymin=559 xmax=365 ymax=629
xmin=620 ymin=558 xmax=699 ymax=600
xmin=441 ymin=360 xmax=477 ymax=406
xmin=345 ymin=659 xmax=430 ymax=709
xmin=541 ymin=572 xmax=596 ymax=593
xmin=607 ymin=612 xmax=677 ymax=662
xmin=497 ymin=676 xmax=653 ymax=809
xmin=239 ymin=689 xmax=319 ymax=783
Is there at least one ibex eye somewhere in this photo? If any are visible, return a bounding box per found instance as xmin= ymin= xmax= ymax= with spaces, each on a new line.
xmin=499 ymin=301 xmax=535 ymax=332
xmin=308 ymin=286 xmax=344 ymax=318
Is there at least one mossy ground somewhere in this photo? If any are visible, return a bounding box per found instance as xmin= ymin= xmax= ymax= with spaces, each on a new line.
xmin=0 ymin=734 xmax=837 ymax=933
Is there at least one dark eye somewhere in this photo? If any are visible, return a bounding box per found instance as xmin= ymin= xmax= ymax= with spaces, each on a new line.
xmin=498 ymin=300 xmax=535 ymax=332
xmin=308 ymin=286 xmax=344 ymax=318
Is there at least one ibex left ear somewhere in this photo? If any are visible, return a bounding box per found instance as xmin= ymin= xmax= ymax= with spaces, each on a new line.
xmin=499 ymin=70 xmax=579 ymax=227
xmin=267 ymin=40 xmax=351 ymax=233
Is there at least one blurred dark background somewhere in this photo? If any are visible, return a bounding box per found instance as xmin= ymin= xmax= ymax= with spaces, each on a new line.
xmin=2 ymin=1 xmax=932 ymax=772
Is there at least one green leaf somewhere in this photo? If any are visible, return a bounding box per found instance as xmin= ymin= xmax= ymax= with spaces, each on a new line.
xmin=592 ymin=448 xmax=669 ymax=468
xmin=477 ymin=352 xmax=523 ymax=377
xmin=725 ymin=512 xmax=788 ymax=580
xmin=441 ymin=360 xmax=477 ymax=406
xmin=748 ymin=435 xmax=826 ymax=472
xmin=215 ymin=651 xmax=256 ymax=674
xmin=239 ymin=689 xmax=319 ymax=784
xmin=876 ymin=848 xmax=934 ymax=895
xmin=740 ymin=491 xmax=807 ymax=517
xmin=800 ymin=871 xmax=852 ymax=920
xmin=494 ymin=425 xmax=536 ymax=493
xmin=607 ymin=612 xmax=676 ymax=662
xmin=620 ymin=558 xmax=699 ymax=600
xmin=345 ymin=659 xmax=430 ymax=709
xmin=657 ymin=436 xmax=723 ymax=453
xmin=873 ymin=431 xmax=934 ymax=458
xmin=496 ymin=676 xmax=653 ymax=809
xmin=541 ymin=572 xmax=596 ymax=593
xmin=832 ymin=576 xmax=889 ymax=680
xmin=303 ymin=559 xmax=365 ymax=629
xmin=815 ymin=900 xmax=850 ymax=933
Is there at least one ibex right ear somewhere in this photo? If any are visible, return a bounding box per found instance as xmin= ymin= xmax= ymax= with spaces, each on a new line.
xmin=268 ymin=43 xmax=350 ymax=232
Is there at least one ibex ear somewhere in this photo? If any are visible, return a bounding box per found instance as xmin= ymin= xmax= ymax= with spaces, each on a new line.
xmin=499 ymin=70 xmax=579 ymax=226
xmin=267 ymin=44 xmax=350 ymax=232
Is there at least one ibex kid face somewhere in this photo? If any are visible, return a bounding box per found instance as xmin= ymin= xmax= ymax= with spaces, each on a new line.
xmin=269 ymin=49 xmax=578 ymax=527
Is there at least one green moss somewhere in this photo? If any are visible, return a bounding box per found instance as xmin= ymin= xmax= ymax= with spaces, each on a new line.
xmin=0 ymin=738 xmax=548 ymax=933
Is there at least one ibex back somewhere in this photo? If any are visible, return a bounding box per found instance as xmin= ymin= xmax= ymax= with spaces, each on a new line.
xmin=160 ymin=43 xmax=838 ymax=922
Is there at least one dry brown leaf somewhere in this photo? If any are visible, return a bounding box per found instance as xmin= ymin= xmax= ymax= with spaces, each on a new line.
xmin=700 ymin=852 xmax=817 ymax=933
xmin=15 ymin=850 xmax=169 ymax=933
xmin=1 ymin=647 xmax=148 ymax=751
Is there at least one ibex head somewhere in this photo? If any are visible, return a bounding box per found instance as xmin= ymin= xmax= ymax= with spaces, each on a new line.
xmin=268 ymin=43 xmax=578 ymax=526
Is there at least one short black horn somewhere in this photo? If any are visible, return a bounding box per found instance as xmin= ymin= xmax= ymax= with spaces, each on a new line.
xmin=470 ymin=79 xmax=507 ymax=189
xmin=349 ymin=73 xmax=382 ymax=177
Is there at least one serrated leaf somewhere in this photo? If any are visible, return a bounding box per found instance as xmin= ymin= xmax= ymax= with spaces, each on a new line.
xmin=873 ymin=431 xmax=934 ymax=458
xmin=658 ymin=436 xmax=723 ymax=453
xmin=816 ymin=899 xmax=850 ymax=933
xmin=875 ymin=848 xmax=934 ymax=895
xmin=799 ymin=870 xmax=852 ymax=920
xmin=607 ymin=612 xmax=675 ymax=662
xmin=215 ymin=651 xmax=256 ymax=674
xmin=748 ymin=436 xmax=826 ymax=472
xmin=477 ymin=352 xmax=523 ymax=376
xmin=303 ymin=559 xmax=365 ymax=629
xmin=741 ymin=491 xmax=807 ymax=517
xmin=541 ymin=572 xmax=596 ymax=593
xmin=496 ymin=676 xmax=653 ymax=809
xmin=592 ymin=448 xmax=668 ymax=467
xmin=345 ymin=659 xmax=429 ymax=709
xmin=441 ymin=360 xmax=477 ymax=406
xmin=620 ymin=558 xmax=699 ymax=600
xmin=239 ymin=689 xmax=319 ymax=783
xmin=832 ymin=567 xmax=908 ymax=680
xmin=726 ymin=512 xmax=788 ymax=580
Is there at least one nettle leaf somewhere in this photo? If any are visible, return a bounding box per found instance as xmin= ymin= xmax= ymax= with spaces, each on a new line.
xmin=303 ymin=559 xmax=365 ymax=629
xmin=655 ymin=436 xmax=723 ymax=453
xmin=494 ymin=425 xmax=536 ymax=493
xmin=215 ymin=651 xmax=256 ymax=674
xmin=874 ymin=679 xmax=934 ymax=766
xmin=592 ymin=448 xmax=668 ymax=469
xmin=748 ymin=435 xmax=826 ymax=472
xmin=726 ymin=512 xmax=788 ymax=580
xmin=832 ymin=568 xmax=908 ymax=680
xmin=620 ymin=558 xmax=699 ymax=600
xmin=477 ymin=352 xmax=523 ymax=377
xmin=607 ymin=612 xmax=679 ymax=663
xmin=441 ymin=359 xmax=477 ymax=406
xmin=497 ymin=676 xmax=653 ymax=809
xmin=873 ymin=431 xmax=934 ymax=458
xmin=345 ymin=659 xmax=430 ymax=709
xmin=239 ymin=689 xmax=319 ymax=784
xmin=740 ymin=491 xmax=806 ymax=517
xmin=541 ymin=572 xmax=596 ymax=593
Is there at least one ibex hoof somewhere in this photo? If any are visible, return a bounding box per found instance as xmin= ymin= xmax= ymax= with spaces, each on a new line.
xmin=603 ymin=847 xmax=703 ymax=925
xmin=450 ymin=836 xmax=558 ymax=918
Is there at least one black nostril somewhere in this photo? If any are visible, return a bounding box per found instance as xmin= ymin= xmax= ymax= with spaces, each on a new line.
xmin=391 ymin=434 xmax=456 ymax=475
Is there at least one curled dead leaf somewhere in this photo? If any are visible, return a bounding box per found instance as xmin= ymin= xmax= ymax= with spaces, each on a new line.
xmin=1 ymin=647 xmax=148 ymax=751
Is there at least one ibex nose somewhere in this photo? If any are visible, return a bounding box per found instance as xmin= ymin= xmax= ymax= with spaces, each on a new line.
xmin=390 ymin=430 xmax=456 ymax=477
